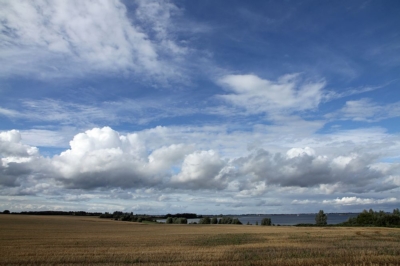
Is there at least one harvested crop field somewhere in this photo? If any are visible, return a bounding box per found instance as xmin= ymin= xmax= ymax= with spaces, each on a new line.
xmin=0 ymin=215 xmax=399 ymax=265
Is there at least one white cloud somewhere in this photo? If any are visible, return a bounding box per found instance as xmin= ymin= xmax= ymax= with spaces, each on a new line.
xmin=323 ymin=196 xmax=398 ymax=206
xmin=291 ymin=199 xmax=318 ymax=205
xmin=134 ymin=0 xmax=187 ymax=56
xmin=217 ymin=73 xmax=326 ymax=116
xmin=50 ymin=127 xmax=202 ymax=189
xmin=0 ymin=130 xmax=38 ymax=158
xmin=0 ymin=97 xmax=201 ymax=128
xmin=326 ymin=98 xmax=400 ymax=122
xmin=20 ymin=129 xmax=74 ymax=148
xmin=171 ymin=150 xmax=231 ymax=189
xmin=237 ymin=147 xmax=390 ymax=192
xmin=1 ymin=126 xmax=400 ymax=211
xmin=286 ymin=147 xmax=315 ymax=159
xmin=0 ymin=0 xmax=185 ymax=80
xmin=0 ymin=130 xmax=47 ymax=187
xmin=0 ymin=107 xmax=18 ymax=117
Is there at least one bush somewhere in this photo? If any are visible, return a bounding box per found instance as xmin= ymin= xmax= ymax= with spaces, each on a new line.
xmin=211 ymin=217 xmax=218 ymax=224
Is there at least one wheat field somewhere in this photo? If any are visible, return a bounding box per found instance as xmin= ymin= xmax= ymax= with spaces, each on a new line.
xmin=0 ymin=215 xmax=399 ymax=265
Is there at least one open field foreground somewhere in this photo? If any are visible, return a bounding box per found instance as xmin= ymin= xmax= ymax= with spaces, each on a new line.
xmin=0 ymin=215 xmax=399 ymax=266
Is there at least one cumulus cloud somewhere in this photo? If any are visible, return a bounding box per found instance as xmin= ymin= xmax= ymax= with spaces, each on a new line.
xmin=0 ymin=130 xmax=44 ymax=187
xmin=1 ymin=126 xmax=400 ymax=205
xmin=0 ymin=0 xmax=185 ymax=80
xmin=171 ymin=150 xmax=232 ymax=190
xmin=322 ymin=196 xmax=399 ymax=206
xmin=0 ymin=130 xmax=38 ymax=157
xmin=217 ymin=74 xmax=326 ymax=116
xmin=237 ymin=147 xmax=391 ymax=192
xmin=53 ymin=127 xmax=162 ymax=188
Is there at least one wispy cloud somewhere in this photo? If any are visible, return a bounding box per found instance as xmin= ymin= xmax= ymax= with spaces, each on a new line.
xmin=326 ymin=98 xmax=400 ymax=122
xmin=0 ymin=0 xmax=186 ymax=82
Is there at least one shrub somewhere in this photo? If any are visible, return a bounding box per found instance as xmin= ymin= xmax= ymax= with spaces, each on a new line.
xmin=211 ymin=217 xmax=218 ymax=224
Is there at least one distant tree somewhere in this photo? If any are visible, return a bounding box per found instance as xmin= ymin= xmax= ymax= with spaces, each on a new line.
xmin=232 ymin=218 xmax=242 ymax=225
xmin=166 ymin=217 xmax=173 ymax=224
xmin=261 ymin=218 xmax=272 ymax=226
xmin=219 ymin=217 xmax=233 ymax=224
xmin=340 ymin=208 xmax=400 ymax=227
xmin=3 ymin=210 xmax=10 ymax=214
xmin=99 ymin=212 xmax=113 ymax=219
xmin=173 ymin=217 xmax=187 ymax=224
xmin=315 ymin=210 xmax=327 ymax=226
xmin=211 ymin=217 xmax=218 ymax=224
xmin=113 ymin=211 xmax=123 ymax=219
xmin=199 ymin=217 xmax=211 ymax=224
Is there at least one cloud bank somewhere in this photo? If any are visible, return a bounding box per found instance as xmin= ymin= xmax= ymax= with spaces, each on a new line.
xmin=1 ymin=127 xmax=399 ymax=204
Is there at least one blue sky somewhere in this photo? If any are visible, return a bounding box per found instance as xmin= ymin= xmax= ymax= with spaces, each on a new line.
xmin=0 ymin=0 xmax=399 ymax=214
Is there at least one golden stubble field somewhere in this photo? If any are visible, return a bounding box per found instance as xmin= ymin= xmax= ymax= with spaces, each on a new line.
xmin=0 ymin=215 xmax=399 ymax=265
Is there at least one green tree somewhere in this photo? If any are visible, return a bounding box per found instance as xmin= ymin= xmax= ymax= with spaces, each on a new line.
xmin=232 ymin=218 xmax=242 ymax=224
xmin=219 ymin=217 xmax=233 ymax=224
xmin=174 ymin=217 xmax=187 ymax=224
xmin=261 ymin=218 xmax=272 ymax=226
xmin=315 ymin=210 xmax=327 ymax=226
xmin=199 ymin=217 xmax=211 ymax=224
xmin=2 ymin=210 xmax=10 ymax=214
xmin=211 ymin=217 xmax=218 ymax=224
xmin=166 ymin=217 xmax=173 ymax=224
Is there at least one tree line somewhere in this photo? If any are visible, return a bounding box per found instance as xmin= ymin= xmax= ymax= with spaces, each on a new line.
xmin=5 ymin=208 xmax=400 ymax=227
xmin=339 ymin=208 xmax=400 ymax=227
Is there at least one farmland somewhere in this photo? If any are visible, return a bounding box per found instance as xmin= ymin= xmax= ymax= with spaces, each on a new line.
xmin=0 ymin=215 xmax=399 ymax=265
